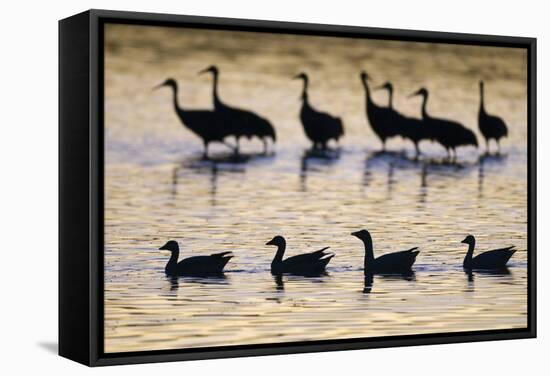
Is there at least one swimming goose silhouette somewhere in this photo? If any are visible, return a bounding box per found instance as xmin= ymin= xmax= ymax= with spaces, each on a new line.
xmin=266 ymin=235 xmax=334 ymax=275
xmin=461 ymin=235 xmax=516 ymax=270
xmin=351 ymin=229 xmax=419 ymax=274
xmin=159 ymin=240 xmax=233 ymax=277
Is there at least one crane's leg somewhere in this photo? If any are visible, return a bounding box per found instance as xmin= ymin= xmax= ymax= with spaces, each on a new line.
xmin=234 ymin=136 xmax=240 ymax=156
xmin=382 ymin=139 xmax=386 ymax=152
xmin=262 ymin=138 xmax=268 ymax=155
xmin=446 ymin=147 xmax=451 ymax=162
xmin=485 ymin=139 xmax=489 ymax=155
xmin=203 ymin=141 xmax=209 ymax=160
xmin=497 ymin=139 xmax=501 ymax=155
xmin=414 ymin=142 xmax=420 ymax=160
xmin=222 ymin=140 xmax=236 ymax=151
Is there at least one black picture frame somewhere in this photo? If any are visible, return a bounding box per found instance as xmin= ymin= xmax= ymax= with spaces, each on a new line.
xmin=59 ymin=9 xmax=537 ymax=367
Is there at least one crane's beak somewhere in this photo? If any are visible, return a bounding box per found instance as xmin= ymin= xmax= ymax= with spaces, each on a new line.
xmin=292 ymin=74 xmax=301 ymax=80
xmin=374 ymin=84 xmax=385 ymax=90
xmin=198 ymin=67 xmax=211 ymax=75
xmin=152 ymin=82 xmax=164 ymax=91
xmin=408 ymin=90 xmax=420 ymax=98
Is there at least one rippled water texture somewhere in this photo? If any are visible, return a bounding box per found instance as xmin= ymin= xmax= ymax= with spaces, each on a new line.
xmin=104 ymin=24 xmax=528 ymax=353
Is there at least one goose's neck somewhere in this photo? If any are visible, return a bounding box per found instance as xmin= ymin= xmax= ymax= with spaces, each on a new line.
xmin=420 ymin=92 xmax=429 ymax=119
xmin=464 ymin=240 xmax=475 ymax=263
xmin=272 ymin=242 xmax=286 ymax=264
xmin=166 ymin=247 xmax=180 ymax=271
xmin=362 ymin=236 xmax=375 ymax=267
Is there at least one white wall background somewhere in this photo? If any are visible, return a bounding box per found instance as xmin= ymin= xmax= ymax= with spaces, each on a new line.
xmin=0 ymin=0 xmax=546 ymax=373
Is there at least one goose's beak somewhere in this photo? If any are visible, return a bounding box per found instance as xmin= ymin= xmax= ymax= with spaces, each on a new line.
xmin=460 ymin=238 xmax=468 ymax=244
xmin=159 ymin=244 xmax=169 ymax=250
xmin=266 ymin=239 xmax=275 ymax=246
xmin=350 ymin=231 xmax=359 ymax=237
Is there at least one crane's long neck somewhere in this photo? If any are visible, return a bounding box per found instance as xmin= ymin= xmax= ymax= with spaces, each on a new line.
xmin=362 ymin=235 xmax=375 ymax=268
xmin=272 ymin=241 xmax=286 ymax=264
xmin=362 ymin=78 xmax=372 ymax=106
xmin=479 ymin=84 xmax=485 ymax=114
xmin=301 ymin=78 xmax=309 ymax=103
xmin=168 ymin=83 xmax=195 ymax=129
xmin=420 ymin=92 xmax=429 ymax=119
xmin=169 ymin=82 xmax=182 ymax=115
xmin=388 ymin=88 xmax=394 ymax=109
xmin=211 ymin=72 xmax=222 ymax=108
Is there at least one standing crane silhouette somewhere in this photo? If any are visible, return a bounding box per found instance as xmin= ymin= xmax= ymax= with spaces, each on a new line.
xmin=409 ymin=87 xmax=478 ymax=162
xmin=154 ymin=78 xmax=233 ymax=159
xmin=199 ymin=66 xmax=276 ymax=155
xmin=375 ymin=82 xmax=429 ymax=158
xmin=478 ymin=81 xmax=508 ymax=154
xmin=360 ymin=71 xmax=400 ymax=151
xmin=293 ymin=72 xmax=344 ymax=150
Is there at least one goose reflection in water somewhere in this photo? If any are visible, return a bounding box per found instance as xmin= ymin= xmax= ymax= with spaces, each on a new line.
xmin=272 ymin=272 xmax=329 ymax=293
xmin=464 ymin=267 xmax=512 ymax=293
xmin=363 ymin=271 xmax=416 ymax=295
xmin=166 ymin=273 xmax=230 ymax=292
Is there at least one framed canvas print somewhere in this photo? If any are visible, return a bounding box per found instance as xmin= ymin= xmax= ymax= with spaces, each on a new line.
xmin=59 ymin=9 xmax=536 ymax=366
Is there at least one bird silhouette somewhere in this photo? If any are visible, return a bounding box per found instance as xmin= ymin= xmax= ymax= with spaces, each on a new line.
xmin=154 ymin=78 xmax=234 ymax=158
xmin=360 ymin=72 xmax=400 ymax=151
xmin=410 ymin=87 xmax=478 ymax=162
xmin=375 ymin=82 xmax=430 ymax=158
xmin=200 ymin=66 xmax=276 ymax=154
xmin=351 ymin=229 xmax=419 ymax=274
xmin=266 ymin=235 xmax=334 ymax=275
xmin=461 ymin=235 xmax=516 ymax=270
xmin=478 ymin=81 xmax=508 ymax=154
xmin=293 ymin=73 xmax=344 ymax=150
xmin=159 ymin=240 xmax=233 ymax=277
